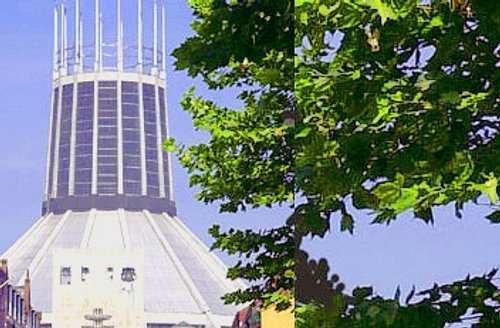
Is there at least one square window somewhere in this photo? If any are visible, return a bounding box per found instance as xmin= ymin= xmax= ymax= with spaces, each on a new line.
xmin=107 ymin=267 xmax=114 ymax=280
xmin=81 ymin=267 xmax=90 ymax=282
xmin=60 ymin=267 xmax=71 ymax=285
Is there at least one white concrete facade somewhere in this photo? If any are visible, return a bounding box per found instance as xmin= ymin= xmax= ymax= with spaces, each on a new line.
xmin=52 ymin=248 xmax=145 ymax=327
xmin=2 ymin=210 xmax=245 ymax=327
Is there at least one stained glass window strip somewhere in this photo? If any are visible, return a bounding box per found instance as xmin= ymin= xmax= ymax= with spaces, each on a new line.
xmin=159 ymin=88 xmax=170 ymax=198
xmin=143 ymin=84 xmax=159 ymax=197
xmin=48 ymin=87 xmax=59 ymax=196
xmin=57 ymin=84 xmax=74 ymax=197
xmin=97 ymin=81 xmax=118 ymax=194
xmin=74 ymin=82 xmax=94 ymax=195
xmin=122 ymin=82 xmax=142 ymax=195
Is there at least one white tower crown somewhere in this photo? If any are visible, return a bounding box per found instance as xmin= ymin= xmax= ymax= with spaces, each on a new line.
xmin=44 ymin=0 xmax=174 ymax=215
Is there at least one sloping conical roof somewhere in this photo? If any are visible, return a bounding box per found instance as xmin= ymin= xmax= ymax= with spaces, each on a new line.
xmin=2 ymin=210 xmax=244 ymax=326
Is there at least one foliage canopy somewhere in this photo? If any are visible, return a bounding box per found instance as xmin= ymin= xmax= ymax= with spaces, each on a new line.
xmin=172 ymin=0 xmax=499 ymax=325
xmin=173 ymin=0 xmax=295 ymax=310
xmin=295 ymin=0 xmax=499 ymax=231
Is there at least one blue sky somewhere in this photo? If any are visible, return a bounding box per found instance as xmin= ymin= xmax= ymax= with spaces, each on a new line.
xmin=0 ymin=0 xmax=498 ymax=299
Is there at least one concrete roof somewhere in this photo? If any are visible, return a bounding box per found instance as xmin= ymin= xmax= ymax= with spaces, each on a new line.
xmin=2 ymin=210 xmax=245 ymax=319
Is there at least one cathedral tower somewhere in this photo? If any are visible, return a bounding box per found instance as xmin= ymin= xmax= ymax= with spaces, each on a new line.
xmin=43 ymin=0 xmax=175 ymax=215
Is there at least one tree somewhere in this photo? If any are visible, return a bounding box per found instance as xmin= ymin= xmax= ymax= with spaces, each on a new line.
xmin=171 ymin=0 xmax=500 ymax=325
xmin=295 ymin=0 xmax=499 ymax=227
xmin=171 ymin=0 xmax=295 ymax=310
xmin=294 ymin=0 xmax=500 ymax=326
xmin=295 ymin=269 xmax=500 ymax=327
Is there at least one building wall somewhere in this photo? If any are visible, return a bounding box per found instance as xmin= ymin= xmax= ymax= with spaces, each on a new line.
xmin=51 ymin=248 xmax=145 ymax=328
xmin=262 ymin=302 xmax=294 ymax=328
xmin=0 ymin=263 xmax=41 ymax=328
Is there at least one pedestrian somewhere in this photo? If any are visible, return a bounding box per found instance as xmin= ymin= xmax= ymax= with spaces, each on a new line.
xmin=231 ymin=305 xmax=250 ymax=328
xmin=231 ymin=299 xmax=262 ymax=328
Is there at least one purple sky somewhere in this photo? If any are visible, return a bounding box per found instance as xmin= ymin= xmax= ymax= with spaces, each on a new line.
xmin=0 ymin=0 xmax=498 ymax=299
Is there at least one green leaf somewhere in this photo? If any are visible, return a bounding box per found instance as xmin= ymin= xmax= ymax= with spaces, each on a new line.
xmin=415 ymin=74 xmax=435 ymax=91
xmin=353 ymin=286 xmax=373 ymax=300
xmin=415 ymin=207 xmax=434 ymax=224
xmin=423 ymin=16 xmax=443 ymax=32
xmin=486 ymin=211 xmax=500 ymax=223
xmin=457 ymin=92 xmax=490 ymax=111
xmin=163 ymin=138 xmax=177 ymax=152
xmin=475 ymin=174 xmax=499 ymax=203
xmin=295 ymin=0 xmax=307 ymax=7
xmin=440 ymin=91 xmax=461 ymax=104
xmin=296 ymin=126 xmax=313 ymax=139
xmin=367 ymin=304 xmax=381 ymax=318
xmin=340 ymin=213 xmax=354 ymax=234
xmin=363 ymin=0 xmax=397 ymax=24
xmin=392 ymin=187 xmax=419 ymax=213
xmin=318 ymin=4 xmax=330 ymax=17
xmin=300 ymin=12 xmax=309 ymax=25
xmin=373 ymin=182 xmax=400 ymax=205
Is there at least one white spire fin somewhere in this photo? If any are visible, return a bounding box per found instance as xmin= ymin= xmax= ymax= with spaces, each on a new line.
xmin=79 ymin=17 xmax=84 ymax=72
xmin=161 ymin=0 xmax=166 ymax=74
xmin=153 ymin=0 xmax=158 ymax=70
xmin=137 ymin=0 xmax=143 ymax=72
xmin=53 ymin=3 xmax=59 ymax=73
xmin=117 ymin=0 xmax=124 ymax=71
xmin=94 ymin=0 xmax=100 ymax=71
xmin=61 ymin=1 xmax=67 ymax=73
xmin=75 ymin=0 xmax=80 ymax=73
xmin=99 ymin=13 xmax=103 ymax=71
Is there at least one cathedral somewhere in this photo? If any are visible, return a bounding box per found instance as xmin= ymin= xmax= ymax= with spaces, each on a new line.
xmin=0 ymin=1 xmax=244 ymax=327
